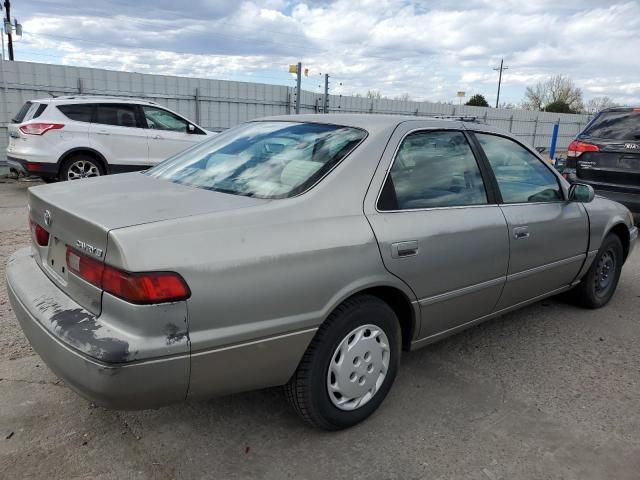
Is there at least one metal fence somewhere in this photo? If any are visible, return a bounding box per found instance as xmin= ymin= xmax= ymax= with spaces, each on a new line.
xmin=0 ymin=60 xmax=591 ymax=160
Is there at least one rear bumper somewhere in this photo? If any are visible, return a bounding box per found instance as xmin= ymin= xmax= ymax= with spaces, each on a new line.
xmin=7 ymin=156 xmax=58 ymax=178
xmin=6 ymin=248 xmax=189 ymax=409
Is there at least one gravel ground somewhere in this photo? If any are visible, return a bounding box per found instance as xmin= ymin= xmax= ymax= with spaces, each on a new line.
xmin=1 ymin=177 xmax=639 ymax=480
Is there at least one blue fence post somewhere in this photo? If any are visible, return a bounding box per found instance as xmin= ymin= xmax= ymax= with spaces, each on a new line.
xmin=549 ymin=121 xmax=560 ymax=163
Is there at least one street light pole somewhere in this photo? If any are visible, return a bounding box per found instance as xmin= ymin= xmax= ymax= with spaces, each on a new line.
xmin=493 ymin=58 xmax=508 ymax=108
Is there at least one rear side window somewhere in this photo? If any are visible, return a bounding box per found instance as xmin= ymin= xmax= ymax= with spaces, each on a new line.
xmin=95 ymin=104 xmax=139 ymax=128
xmin=32 ymin=103 xmax=47 ymax=119
xmin=582 ymin=111 xmax=640 ymax=140
xmin=476 ymin=133 xmax=562 ymax=203
xmin=58 ymin=104 xmax=94 ymax=122
xmin=378 ymin=130 xmax=488 ymax=211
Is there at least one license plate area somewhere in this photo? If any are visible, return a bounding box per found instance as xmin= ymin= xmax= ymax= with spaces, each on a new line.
xmin=618 ymin=155 xmax=640 ymax=171
xmin=44 ymin=237 xmax=69 ymax=283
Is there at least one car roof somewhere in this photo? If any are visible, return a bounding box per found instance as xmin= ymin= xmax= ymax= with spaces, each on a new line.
xmin=29 ymin=96 xmax=159 ymax=106
xmin=258 ymin=113 xmax=486 ymax=131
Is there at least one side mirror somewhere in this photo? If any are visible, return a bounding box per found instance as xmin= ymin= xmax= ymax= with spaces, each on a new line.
xmin=188 ymin=124 xmax=196 ymax=133
xmin=568 ymin=183 xmax=595 ymax=203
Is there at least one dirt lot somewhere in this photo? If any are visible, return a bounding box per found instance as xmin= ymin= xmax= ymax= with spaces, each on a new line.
xmin=1 ymin=177 xmax=640 ymax=480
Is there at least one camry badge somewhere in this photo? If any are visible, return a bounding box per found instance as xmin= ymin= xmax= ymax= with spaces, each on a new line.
xmin=75 ymin=240 xmax=104 ymax=258
xmin=43 ymin=210 xmax=52 ymax=227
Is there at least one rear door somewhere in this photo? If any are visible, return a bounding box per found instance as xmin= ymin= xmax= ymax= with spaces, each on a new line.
xmin=89 ymin=103 xmax=149 ymax=168
xmin=470 ymin=131 xmax=589 ymax=309
xmin=364 ymin=124 xmax=509 ymax=340
xmin=574 ymin=109 xmax=640 ymax=196
xmin=141 ymin=106 xmax=207 ymax=164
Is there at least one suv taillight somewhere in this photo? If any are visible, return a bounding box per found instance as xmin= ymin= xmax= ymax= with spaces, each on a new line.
xmin=567 ymin=140 xmax=599 ymax=159
xmin=66 ymin=248 xmax=191 ymax=304
xmin=19 ymin=123 xmax=64 ymax=135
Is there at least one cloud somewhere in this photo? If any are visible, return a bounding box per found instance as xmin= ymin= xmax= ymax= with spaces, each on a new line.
xmin=16 ymin=0 xmax=640 ymax=105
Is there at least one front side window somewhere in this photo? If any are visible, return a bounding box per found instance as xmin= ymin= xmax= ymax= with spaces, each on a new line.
xmin=476 ymin=133 xmax=562 ymax=204
xmin=378 ymin=130 xmax=487 ymax=211
xmin=95 ymin=104 xmax=139 ymax=128
xmin=143 ymin=106 xmax=189 ymax=133
xmin=147 ymin=121 xmax=366 ymax=199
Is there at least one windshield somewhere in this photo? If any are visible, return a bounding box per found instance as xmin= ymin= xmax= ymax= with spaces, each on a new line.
xmin=146 ymin=121 xmax=366 ymax=199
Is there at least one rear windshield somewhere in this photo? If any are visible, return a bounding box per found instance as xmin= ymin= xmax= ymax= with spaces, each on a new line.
xmin=146 ymin=121 xmax=367 ymax=199
xmin=582 ymin=111 xmax=640 ymax=140
xmin=12 ymin=101 xmax=47 ymax=123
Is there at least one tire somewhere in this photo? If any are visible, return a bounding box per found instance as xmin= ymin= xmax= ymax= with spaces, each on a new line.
xmin=571 ymin=234 xmax=624 ymax=309
xmin=285 ymin=294 xmax=401 ymax=430
xmin=60 ymin=154 xmax=105 ymax=181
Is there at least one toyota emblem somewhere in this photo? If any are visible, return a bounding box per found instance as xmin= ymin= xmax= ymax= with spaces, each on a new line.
xmin=43 ymin=210 xmax=52 ymax=227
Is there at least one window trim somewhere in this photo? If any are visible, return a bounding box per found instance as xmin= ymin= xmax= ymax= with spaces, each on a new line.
xmin=467 ymin=130 xmax=567 ymax=204
xmin=375 ymin=128 xmax=499 ymax=213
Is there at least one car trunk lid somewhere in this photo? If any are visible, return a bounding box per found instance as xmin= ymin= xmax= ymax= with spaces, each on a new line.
xmin=28 ymin=172 xmax=269 ymax=314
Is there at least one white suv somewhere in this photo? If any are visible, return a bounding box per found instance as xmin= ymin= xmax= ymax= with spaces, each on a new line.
xmin=7 ymin=96 xmax=213 ymax=181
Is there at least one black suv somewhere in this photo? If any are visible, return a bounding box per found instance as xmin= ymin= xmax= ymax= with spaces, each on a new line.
xmin=564 ymin=107 xmax=640 ymax=212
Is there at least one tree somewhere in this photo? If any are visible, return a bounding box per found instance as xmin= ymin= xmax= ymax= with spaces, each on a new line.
xmin=522 ymin=75 xmax=584 ymax=113
xmin=465 ymin=94 xmax=489 ymax=107
xmin=586 ymin=96 xmax=618 ymax=114
xmin=365 ymin=89 xmax=383 ymax=100
xmin=394 ymin=93 xmax=412 ymax=102
xmin=544 ymin=100 xmax=573 ymax=113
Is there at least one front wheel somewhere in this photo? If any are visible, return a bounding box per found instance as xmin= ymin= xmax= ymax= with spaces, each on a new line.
xmin=285 ymin=295 xmax=401 ymax=430
xmin=61 ymin=155 xmax=105 ymax=181
xmin=571 ymin=234 xmax=624 ymax=309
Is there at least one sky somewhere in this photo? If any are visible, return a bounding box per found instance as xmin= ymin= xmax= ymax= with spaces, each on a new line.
xmin=10 ymin=0 xmax=640 ymax=106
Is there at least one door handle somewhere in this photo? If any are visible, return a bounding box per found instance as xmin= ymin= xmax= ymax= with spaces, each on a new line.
xmin=513 ymin=226 xmax=530 ymax=240
xmin=391 ymin=240 xmax=418 ymax=258
xmin=153 ymin=134 xmax=163 ymax=140
xmin=96 ymin=130 xmax=110 ymax=135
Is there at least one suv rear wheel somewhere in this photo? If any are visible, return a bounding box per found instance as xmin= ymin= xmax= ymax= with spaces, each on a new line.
xmin=61 ymin=154 xmax=105 ymax=181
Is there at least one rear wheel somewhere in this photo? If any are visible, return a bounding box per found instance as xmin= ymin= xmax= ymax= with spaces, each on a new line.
xmin=61 ymin=154 xmax=105 ymax=181
xmin=571 ymin=234 xmax=623 ymax=308
xmin=285 ymin=295 xmax=401 ymax=430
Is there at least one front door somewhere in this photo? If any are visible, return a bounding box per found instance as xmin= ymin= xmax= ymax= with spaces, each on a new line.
xmin=471 ymin=131 xmax=589 ymax=309
xmin=365 ymin=126 xmax=510 ymax=339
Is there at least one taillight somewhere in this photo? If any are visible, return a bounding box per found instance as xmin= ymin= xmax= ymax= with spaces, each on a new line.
xmin=19 ymin=123 xmax=64 ymax=135
xmin=66 ymin=248 xmax=104 ymax=287
xmin=567 ymin=140 xmax=599 ymax=158
xmin=29 ymin=219 xmax=50 ymax=246
xmin=66 ymin=247 xmax=190 ymax=304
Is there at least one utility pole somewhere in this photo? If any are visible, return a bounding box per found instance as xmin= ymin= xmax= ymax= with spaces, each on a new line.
xmin=493 ymin=58 xmax=508 ymax=108
xmin=323 ymin=73 xmax=329 ymax=113
xmin=3 ymin=0 xmax=13 ymax=61
xmin=295 ymin=61 xmax=301 ymax=114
